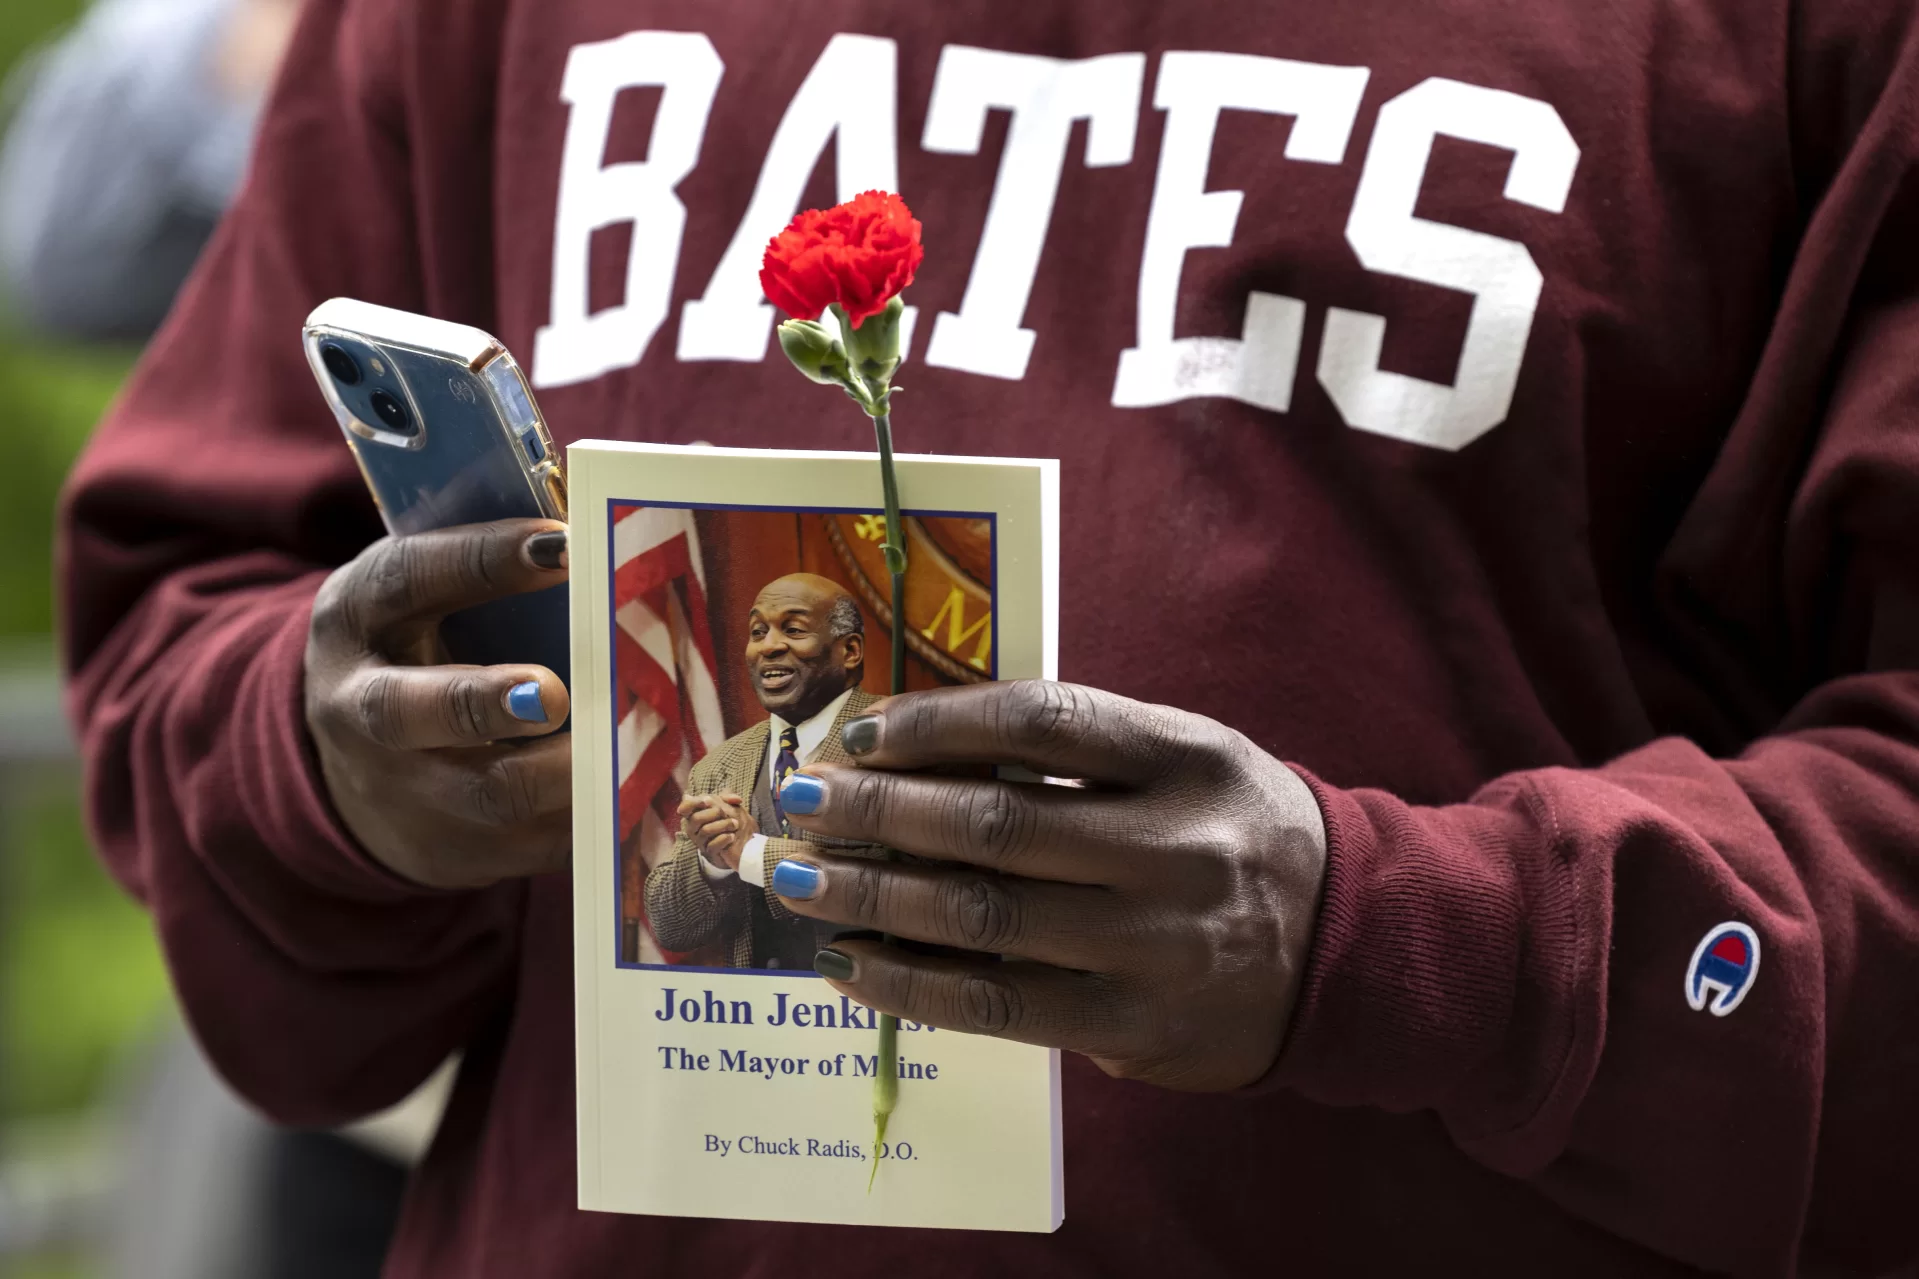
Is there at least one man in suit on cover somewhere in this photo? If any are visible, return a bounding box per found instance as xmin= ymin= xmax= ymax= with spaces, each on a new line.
xmin=645 ymin=573 xmax=883 ymax=969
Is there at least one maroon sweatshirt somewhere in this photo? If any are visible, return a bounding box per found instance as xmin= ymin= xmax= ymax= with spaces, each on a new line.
xmin=57 ymin=0 xmax=1919 ymax=1273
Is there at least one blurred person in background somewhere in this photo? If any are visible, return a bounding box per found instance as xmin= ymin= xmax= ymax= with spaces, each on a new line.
xmin=0 ymin=2 xmax=425 ymax=1275
xmin=0 ymin=0 xmax=298 ymax=337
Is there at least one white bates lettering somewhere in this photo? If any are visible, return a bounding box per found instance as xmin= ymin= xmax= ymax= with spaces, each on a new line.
xmin=678 ymin=34 xmax=914 ymax=363
xmin=532 ymin=31 xmax=722 ymax=390
xmin=921 ymin=47 xmax=1145 ymax=380
xmin=535 ymin=37 xmax=1580 ymax=452
xmin=1112 ymin=52 xmax=1369 ymax=413
xmin=1316 ymin=78 xmax=1580 ymax=450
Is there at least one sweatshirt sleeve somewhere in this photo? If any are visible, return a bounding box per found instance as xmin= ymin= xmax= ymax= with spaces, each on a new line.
xmin=58 ymin=0 xmax=523 ymax=1127
xmin=1271 ymin=7 xmax=1919 ymax=1275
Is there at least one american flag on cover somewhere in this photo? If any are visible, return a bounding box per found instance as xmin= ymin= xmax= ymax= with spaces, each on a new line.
xmin=611 ymin=505 xmax=726 ymax=964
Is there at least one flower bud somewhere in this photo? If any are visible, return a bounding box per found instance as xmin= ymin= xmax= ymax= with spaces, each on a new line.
xmin=776 ymin=319 xmax=851 ymax=386
xmin=842 ymin=294 xmax=904 ymax=386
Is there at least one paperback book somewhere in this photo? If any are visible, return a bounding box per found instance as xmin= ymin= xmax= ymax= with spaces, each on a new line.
xmin=568 ymin=440 xmax=1062 ymax=1231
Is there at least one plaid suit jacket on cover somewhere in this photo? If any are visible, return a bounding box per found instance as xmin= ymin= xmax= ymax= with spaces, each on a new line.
xmin=643 ymin=687 xmax=884 ymax=969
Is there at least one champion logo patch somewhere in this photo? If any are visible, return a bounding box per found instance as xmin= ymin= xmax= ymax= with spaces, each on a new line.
xmin=1685 ymin=922 xmax=1760 ymax=1016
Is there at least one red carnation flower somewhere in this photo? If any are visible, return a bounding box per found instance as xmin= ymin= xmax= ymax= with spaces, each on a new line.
xmin=759 ymin=190 xmax=924 ymax=328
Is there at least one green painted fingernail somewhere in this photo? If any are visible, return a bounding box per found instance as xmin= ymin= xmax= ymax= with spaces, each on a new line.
xmin=525 ymin=529 xmax=567 ymax=570
xmin=842 ymin=714 xmax=880 ymax=756
xmin=814 ymin=948 xmax=856 ymax=981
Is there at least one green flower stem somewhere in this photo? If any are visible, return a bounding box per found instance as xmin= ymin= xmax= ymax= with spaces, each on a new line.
xmin=793 ymin=305 xmax=910 ymax=1189
xmin=873 ymin=411 xmax=907 ymax=690
xmin=868 ymin=1008 xmax=899 ymax=1192
xmin=869 ymin=408 xmax=905 ymax=1190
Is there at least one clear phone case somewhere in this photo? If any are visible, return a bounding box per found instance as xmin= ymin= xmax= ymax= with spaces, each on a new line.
xmin=304 ymin=298 xmax=571 ymax=688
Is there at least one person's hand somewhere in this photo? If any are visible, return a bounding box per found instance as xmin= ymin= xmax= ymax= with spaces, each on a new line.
xmin=304 ymin=519 xmax=572 ymax=889
xmin=214 ymin=0 xmax=302 ymax=101
xmin=769 ymin=681 xmax=1328 ymax=1092
xmin=679 ymin=793 xmax=756 ymax=868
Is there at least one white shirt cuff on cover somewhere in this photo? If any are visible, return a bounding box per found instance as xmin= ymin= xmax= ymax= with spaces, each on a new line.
xmin=737 ymin=835 xmax=770 ymax=890
xmin=698 ymin=835 xmax=770 ymax=886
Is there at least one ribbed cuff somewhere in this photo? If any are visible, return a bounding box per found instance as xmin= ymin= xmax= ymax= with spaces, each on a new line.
xmin=1265 ymin=767 xmax=1544 ymax=1116
xmin=230 ymin=580 xmax=459 ymax=903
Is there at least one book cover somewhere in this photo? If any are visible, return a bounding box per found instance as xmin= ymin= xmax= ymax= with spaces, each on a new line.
xmin=568 ymin=441 xmax=1062 ymax=1231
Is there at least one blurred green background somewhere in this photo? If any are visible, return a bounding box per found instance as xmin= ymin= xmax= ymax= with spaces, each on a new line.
xmin=0 ymin=0 xmax=175 ymax=1268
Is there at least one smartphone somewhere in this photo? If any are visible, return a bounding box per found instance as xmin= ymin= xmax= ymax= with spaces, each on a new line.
xmin=303 ymin=297 xmax=570 ymax=690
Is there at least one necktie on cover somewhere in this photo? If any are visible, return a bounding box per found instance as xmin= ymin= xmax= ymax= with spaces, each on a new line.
xmin=771 ymin=725 xmax=800 ymax=834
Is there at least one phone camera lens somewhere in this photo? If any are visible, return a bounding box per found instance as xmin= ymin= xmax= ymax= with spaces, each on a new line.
xmin=370 ymin=390 xmax=412 ymax=433
xmin=320 ymin=343 xmax=361 ymax=386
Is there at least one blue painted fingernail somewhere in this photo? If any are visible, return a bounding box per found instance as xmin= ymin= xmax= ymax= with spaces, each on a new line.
xmin=779 ymin=773 xmax=825 ymax=815
xmin=506 ymin=681 xmax=547 ymax=723
xmin=771 ymin=859 xmax=822 ymax=900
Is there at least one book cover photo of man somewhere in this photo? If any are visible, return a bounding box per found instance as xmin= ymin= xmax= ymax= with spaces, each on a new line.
xmin=643 ymin=571 xmax=885 ymax=971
